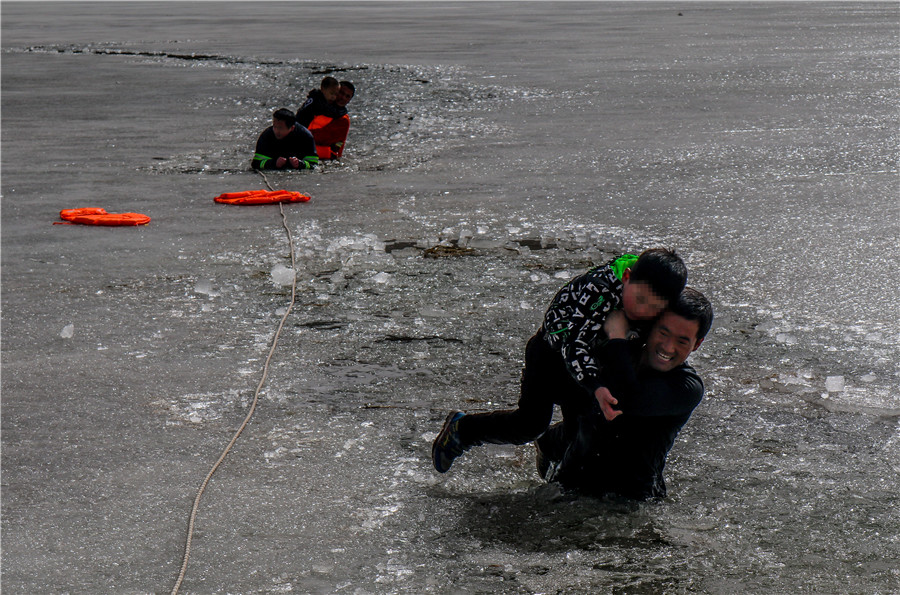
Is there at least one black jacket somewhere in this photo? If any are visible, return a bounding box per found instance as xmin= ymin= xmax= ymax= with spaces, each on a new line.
xmin=295 ymin=89 xmax=348 ymax=128
xmin=250 ymin=124 xmax=318 ymax=170
xmin=540 ymin=339 xmax=703 ymax=500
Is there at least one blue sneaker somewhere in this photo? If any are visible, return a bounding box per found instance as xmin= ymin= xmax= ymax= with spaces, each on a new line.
xmin=432 ymin=411 xmax=468 ymax=473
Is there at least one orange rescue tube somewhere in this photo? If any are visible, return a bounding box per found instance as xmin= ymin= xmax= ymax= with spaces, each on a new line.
xmin=57 ymin=208 xmax=151 ymax=226
xmin=60 ymin=208 xmax=109 ymax=220
xmin=213 ymin=189 xmax=311 ymax=205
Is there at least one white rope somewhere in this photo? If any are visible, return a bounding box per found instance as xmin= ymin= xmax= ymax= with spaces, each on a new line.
xmin=171 ymin=171 xmax=297 ymax=594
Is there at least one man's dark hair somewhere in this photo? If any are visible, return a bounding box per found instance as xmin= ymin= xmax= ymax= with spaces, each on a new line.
xmin=670 ymin=287 xmax=714 ymax=340
xmin=629 ymin=247 xmax=687 ymax=302
xmin=340 ymin=80 xmax=356 ymax=96
xmin=273 ymin=108 xmax=296 ymax=126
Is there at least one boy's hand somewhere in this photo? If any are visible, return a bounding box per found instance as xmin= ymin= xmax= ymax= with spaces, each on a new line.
xmin=276 ymin=157 xmax=288 ymax=169
xmin=595 ymin=386 xmax=622 ymax=421
xmin=288 ymin=156 xmax=301 ymax=169
xmin=604 ymin=310 xmax=630 ymax=340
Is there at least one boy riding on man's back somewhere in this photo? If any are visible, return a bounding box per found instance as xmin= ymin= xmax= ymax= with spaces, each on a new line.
xmin=432 ymin=248 xmax=688 ymax=474
xmin=300 ymin=80 xmax=355 ymax=160
xmin=537 ymin=287 xmax=713 ymax=499
xmin=295 ymin=76 xmax=342 ymax=128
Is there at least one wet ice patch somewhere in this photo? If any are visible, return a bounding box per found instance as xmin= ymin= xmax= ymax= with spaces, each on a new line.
xmin=816 ymin=384 xmax=900 ymax=416
xmin=193 ymin=279 xmax=219 ymax=297
xmin=151 ymin=389 xmax=247 ymax=424
xmin=776 ymin=333 xmax=798 ymax=345
xmin=336 ymin=438 xmax=362 ymax=458
xmin=884 ymin=427 xmax=900 ymax=475
xmin=825 ymin=375 xmax=845 ymax=392
xmin=326 ymin=234 xmax=385 ymax=254
xmin=270 ymin=264 xmax=295 ymax=287
xmin=714 ymin=304 xmax=900 ymax=414
xmin=360 ymin=502 xmax=404 ymax=531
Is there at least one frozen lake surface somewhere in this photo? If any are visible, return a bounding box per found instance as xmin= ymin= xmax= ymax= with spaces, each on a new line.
xmin=2 ymin=2 xmax=898 ymax=593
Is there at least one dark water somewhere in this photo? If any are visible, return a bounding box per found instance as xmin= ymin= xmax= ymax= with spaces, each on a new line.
xmin=2 ymin=2 xmax=898 ymax=593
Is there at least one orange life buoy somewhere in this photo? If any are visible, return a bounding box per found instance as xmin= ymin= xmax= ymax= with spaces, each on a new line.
xmin=56 ymin=208 xmax=151 ymax=226
xmin=213 ymin=189 xmax=311 ymax=205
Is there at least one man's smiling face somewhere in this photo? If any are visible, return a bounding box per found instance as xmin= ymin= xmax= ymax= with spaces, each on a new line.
xmin=641 ymin=311 xmax=702 ymax=373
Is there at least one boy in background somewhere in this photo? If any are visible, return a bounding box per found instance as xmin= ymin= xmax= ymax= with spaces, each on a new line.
xmin=295 ymin=76 xmax=342 ymax=128
xmin=307 ymin=81 xmax=355 ymax=160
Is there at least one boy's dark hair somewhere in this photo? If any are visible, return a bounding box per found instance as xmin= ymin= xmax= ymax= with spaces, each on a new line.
xmin=340 ymin=80 xmax=356 ymax=96
xmin=669 ymin=287 xmax=714 ymax=340
xmin=273 ymin=108 xmax=296 ymax=126
xmin=629 ymin=247 xmax=687 ymax=302
xmin=321 ymin=76 xmax=340 ymax=89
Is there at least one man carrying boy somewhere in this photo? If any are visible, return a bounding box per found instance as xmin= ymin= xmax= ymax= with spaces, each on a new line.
xmin=537 ymin=287 xmax=713 ymax=500
xmin=250 ymin=108 xmax=319 ymax=171
xmin=295 ymin=76 xmax=343 ymax=128
xmin=432 ymin=248 xmax=688 ymax=474
xmin=304 ymin=81 xmax=355 ymax=160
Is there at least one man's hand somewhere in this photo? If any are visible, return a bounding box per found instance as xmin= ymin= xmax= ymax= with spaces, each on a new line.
xmin=595 ymin=386 xmax=622 ymax=421
xmin=604 ymin=309 xmax=630 ymax=340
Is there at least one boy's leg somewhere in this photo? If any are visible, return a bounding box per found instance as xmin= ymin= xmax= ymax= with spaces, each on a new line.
xmin=433 ymin=332 xmax=558 ymax=473
xmin=457 ymin=332 xmax=581 ymax=446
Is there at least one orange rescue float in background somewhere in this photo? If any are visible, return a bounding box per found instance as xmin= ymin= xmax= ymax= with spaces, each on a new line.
xmin=56 ymin=208 xmax=151 ymax=226
xmin=213 ymin=189 xmax=311 ymax=205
